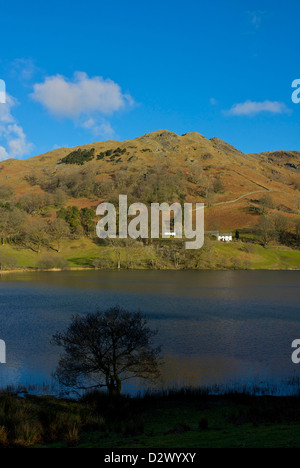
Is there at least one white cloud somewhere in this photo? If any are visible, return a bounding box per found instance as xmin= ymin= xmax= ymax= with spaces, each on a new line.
xmin=10 ymin=58 xmax=39 ymax=81
xmin=0 ymin=95 xmax=33 ymax=160
xmin=31 ymin=71 xmax=134 ymax=136
xmin=0 ymin=147 xmax=9 ymax=160
xmin=31 ymin=72 xmax=134 ymax=118
xmin=81 ymin=117 xmax=115 ymax=137
xmin=224 ymin=100 xmax=290 ymax=117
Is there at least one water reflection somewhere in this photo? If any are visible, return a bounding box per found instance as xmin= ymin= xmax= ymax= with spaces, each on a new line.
xmin=0 ymin=270 xmax=299 ymax=395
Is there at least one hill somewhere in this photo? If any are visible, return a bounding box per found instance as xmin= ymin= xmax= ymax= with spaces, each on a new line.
xmin=0 ymin=129 xmax=299 ymax=230
xmin=0 ymin=130 xmax=299 ymax=271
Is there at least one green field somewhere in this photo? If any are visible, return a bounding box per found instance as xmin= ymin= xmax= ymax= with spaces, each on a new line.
xmin=0 ymin=237 xmax=299 ymax=271
xmin=214 ymin=242 xmax=300 ymax=269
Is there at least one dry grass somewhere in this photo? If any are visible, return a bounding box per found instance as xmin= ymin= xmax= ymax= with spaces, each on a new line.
xmin=0 ymin=130 xmax=299 ymax=233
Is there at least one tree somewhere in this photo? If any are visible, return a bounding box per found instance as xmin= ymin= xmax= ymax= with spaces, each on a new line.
xmin=58 ymin=206 xmax=81 ymax=233
xmin=80 ymin=208 xmax=95 ymax=236
xmin=25 ymin=218 xmax=48 ymax=252
xmin=259 ymin=194 xmax=275 ymax=214
xmin=212 ymin=176 xmax=225 ymax=194
xmin=0 ymin=208 xmax=11 ymax=245
xmin=53 ymin=188 xmax=67 ymax=207
xmin=60 ymin=148 xmax=95 ymax=165
xmin=19 ymin=193 xmax=45 ymax=214
xmin=159 ymin=241 xmax=185 ymax=269
xmin=48 ymin=218 xmax=70 ymax=252
xmin=52 ymin=306 xmax=161 ymax=396
xmin=271 ymin=213 xmax=289 ymax=244
xmin=205 ymin=187 xmax=215 ymax=207
xmin=257 ymin=216 xmax=273 ymax=247
xmin=0 ymin=207 xmax=27 ymax=244
xmin=184 ymin=238 xmax=214 ymax=269
xmin=10 ymin=208 xmax=28 ymax=240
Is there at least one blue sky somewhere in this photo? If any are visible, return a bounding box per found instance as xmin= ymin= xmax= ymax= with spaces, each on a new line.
xmin=0 ymin=0 xmax=300 ymax=159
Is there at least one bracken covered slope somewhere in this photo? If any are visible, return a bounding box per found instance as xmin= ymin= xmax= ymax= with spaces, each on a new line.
xmin=1 ymin=129 xmax=299 ymax=230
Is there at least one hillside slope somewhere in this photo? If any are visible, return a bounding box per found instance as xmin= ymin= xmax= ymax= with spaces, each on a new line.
xmin=0 ymin=129 xmax=299 ymax=231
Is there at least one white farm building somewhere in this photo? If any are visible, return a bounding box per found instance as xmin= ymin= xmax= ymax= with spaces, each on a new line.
xmin=218 ymin=233 xmax=233 ymax=242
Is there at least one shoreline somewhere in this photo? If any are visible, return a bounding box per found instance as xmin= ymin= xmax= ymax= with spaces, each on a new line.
xmin=0 ymin=266 xmax=300 ymax=275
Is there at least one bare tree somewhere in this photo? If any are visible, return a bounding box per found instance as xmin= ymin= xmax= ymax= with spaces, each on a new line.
xmin=53 ymin=188 xmax=67 ymax=207
xmin=259 ymin=194 xmax=275 ymax=214
xmin=159 ymin=241 xmax=185 ymax=269
xmin=52 ymin=306 xmax=161 ymax=396
xmin=271 ymin=213 xmax=289 ymax=244
xmin=25 ymin=218 xmax=48 ymax=253
xmin=0 ymin=209 xmax=11 ymax=245
xmin=0 ymin=208 xmax=27 ymax=245
xmin=48 ymin=218 xmax=70 ymax=252
xmin=257 ymin=216 xmax=273 ymax=247
xmin=205 ymin=187 xmax=215 ymax=207
xmin=19 ymin=193 xmax=46 ymax=214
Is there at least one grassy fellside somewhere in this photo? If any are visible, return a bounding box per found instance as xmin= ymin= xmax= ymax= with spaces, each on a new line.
xmin=0 ymin=237 xmax=299 ymax=271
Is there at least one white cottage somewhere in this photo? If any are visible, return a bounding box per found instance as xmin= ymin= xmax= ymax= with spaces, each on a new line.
xmin=218 ymin=233 xmax=233 ymax=242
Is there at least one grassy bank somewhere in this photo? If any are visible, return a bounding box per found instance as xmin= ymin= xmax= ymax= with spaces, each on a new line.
xmin=1 ymin=389 xmax=300 ymax=448
xmin=214 ymin=242 xmax=300 ymax=270
xmin=0 ymin=237 xmax=299 ymax=271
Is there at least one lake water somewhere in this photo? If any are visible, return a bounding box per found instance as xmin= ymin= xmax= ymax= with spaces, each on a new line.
xmin=0 ymin=270 xmax=299 ymax=395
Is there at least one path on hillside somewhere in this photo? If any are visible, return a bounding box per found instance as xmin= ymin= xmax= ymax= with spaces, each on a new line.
xmin=193 ymin=189 xmax=267 ymax=211
xmin=211 ymin=189 xmax=268 ymax=207
xmin=193 ymin=189 xmax=295 ymax=210
xmin=193 ymin=165 xmax=296 ymax=210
